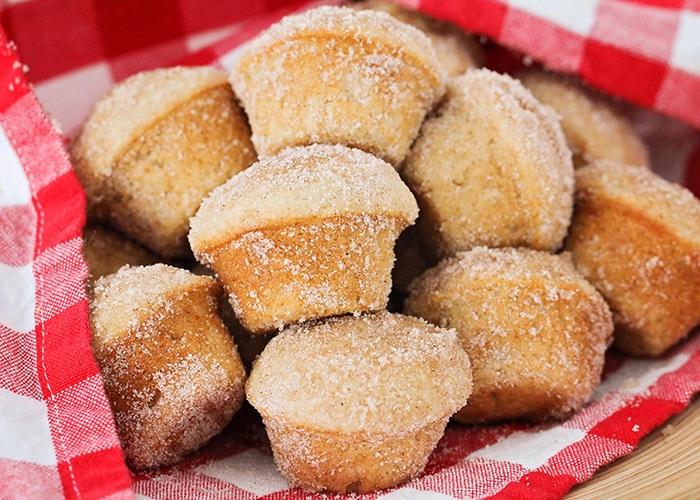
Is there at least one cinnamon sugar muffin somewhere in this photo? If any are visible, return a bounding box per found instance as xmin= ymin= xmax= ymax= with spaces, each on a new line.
xmin=404 ymin=246 xmax=613 ymax=424
xmin=229 ymin=5 xmax=446 ymax=166
xmin=518 ymin=68 xmax=650 ymax=168
xmin=246 ymin=311 xmax=472 ymax=494
xmin=565 ymin=160 xmax=700 ymax=356
xmin=401 ymin=69 xmax=574 ymax=262
xmin=71 ymin=66 xmax=256 ymax=259
xmin=189 ymin=144 xmax=419 ymax=333
xmin=90 ymin=264 xmax=247 ymax=470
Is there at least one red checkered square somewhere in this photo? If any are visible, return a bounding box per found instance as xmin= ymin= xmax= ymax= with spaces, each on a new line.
xmin=35 ymin=174 xmax=86 ymax=256
xmin=93 ymin=0 xmax=186 ymax=58
xmin=58 ymin=447 xmax=132 ymax=500
xmin=588 ymin=396 xmax=685 ymax=444
xmin=418 ymin=0 xmax=509 ymax=39
xmin=581 ymin=39 xmax=669 ymax=106
xmin=38 ymin=302 xmax=95 ymax=396
xmin=1 ymin=0 xmax=105 ymax=83
xmin=177 ymin=0 xmax=268 ymax=34
xmin=0 ymin=325 xmax=40 ymax=399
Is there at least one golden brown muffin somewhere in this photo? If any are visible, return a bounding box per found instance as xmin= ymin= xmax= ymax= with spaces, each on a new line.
xmin=229 ymin=5 xmax=446 ymax=166
xmin=404 ymin=246 xmax=613 ymax=424
xmin=518 ymin=68 xmax=650 ymax=169
xmin=401 ymin=69 xmax=574 ymax=262
xmin=82 ymin=222 xmax=161 ymax=286
xmin=246 ymin=311 xmax=472 ymax=494
xmin=71 ymin=66 xmax=257 ymax=260
xmin=189 ymin=144 xmax=419 ymax=334
xmin=564 ymin=160 xmax=700 ymax=357
xmin=90 ymin=264 xmax=247 ymax=470
xmin=349 ymin=0 xmax=484 ymax=75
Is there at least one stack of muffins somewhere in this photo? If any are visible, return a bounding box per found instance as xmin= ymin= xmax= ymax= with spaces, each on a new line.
xmin=70 ymin=2 xmax=700 ymax=494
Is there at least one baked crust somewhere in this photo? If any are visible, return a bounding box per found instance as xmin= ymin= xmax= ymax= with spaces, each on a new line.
xmin=246 ymin=311 xmax=472 ymax=493
xmin=189 ymin=144 xmax=418 ymax=333
xmin=518 ymin=68 xmax=650 ymax=168
xmin=401 ymin=69 xmax=574 ymax=261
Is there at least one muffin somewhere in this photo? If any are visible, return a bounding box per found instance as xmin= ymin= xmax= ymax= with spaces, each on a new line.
xmin=401 ymin=69 xmax=574 ymax=262
xmin=90 ymin=264 xmax=247 ymax=469
xmin=350 ymin=0 xmax=484 ymax=75
xmin=518 ymin=68 xmax=650 ymax=168
xmin=246 ymin=311 xmax=472 ymax=494
xmin=229 ymin=5 xmax=446 ymax=166
xmin=71 ymin=66 xmax=257 ymax=259
xmin=565 ymin=160 xmax=700 ymax=356
xmin=404 ymin=246 xmax=613 ymax=423
xmin=82 ymin=222 xmax=161 ymax=286
xmin=189 ymin=144 xmax=419 ymax=333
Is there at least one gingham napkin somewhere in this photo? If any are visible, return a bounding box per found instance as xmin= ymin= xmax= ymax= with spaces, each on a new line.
xmin=1 ymin=1 xmax=700 ymax=499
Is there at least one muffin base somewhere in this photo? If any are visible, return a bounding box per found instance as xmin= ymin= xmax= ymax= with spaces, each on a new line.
xmin=206 ymin=214 xmax=405 ymax=333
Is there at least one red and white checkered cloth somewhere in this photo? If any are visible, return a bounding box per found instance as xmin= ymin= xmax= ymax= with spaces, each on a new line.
xmin=1 ymin=1 xmax=700 ymax=499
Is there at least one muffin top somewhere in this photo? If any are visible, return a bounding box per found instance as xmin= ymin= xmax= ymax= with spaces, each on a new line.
xmin=575 ymin=160 xmax=700 ymax=247
xmin=90 ymin=263 xmax=221 ymax=348
xmin=71 ymin=66 xmax=229 ymax=180
xmin=189 ymin=144 xmax=419 ymax=251
xmin=229 ymin=5 xmax=445 ymax=101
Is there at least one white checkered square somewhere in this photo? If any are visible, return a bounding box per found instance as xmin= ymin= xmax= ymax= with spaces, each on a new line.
xmin=671 ymin=10 xmax=700 ymax=75
xmin=197 ymin=449 xmax=289 ymax=496
xmin=0 ymin=388 xmax=56 ymax=466
xmin=507 ymin=0 xmax=601 ymax=35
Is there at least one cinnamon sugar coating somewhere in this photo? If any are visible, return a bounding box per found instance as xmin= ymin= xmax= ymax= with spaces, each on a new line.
xmin=404 ymin=247 xmax=613 ymax=424
xmin=71 ymin=66 xmax=256 ymax=259
xmin=229 ymin=5 xmax=445 ymax=166
xmin=246 ymin=311 xmax=472 ymax=493
xmin=564 ymin=160 xmax=700 ymax=356
xmin=401 ymin=69 xmax=574 ymax=262
xmin=90 ymin=264 xmax=247 ymax=470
